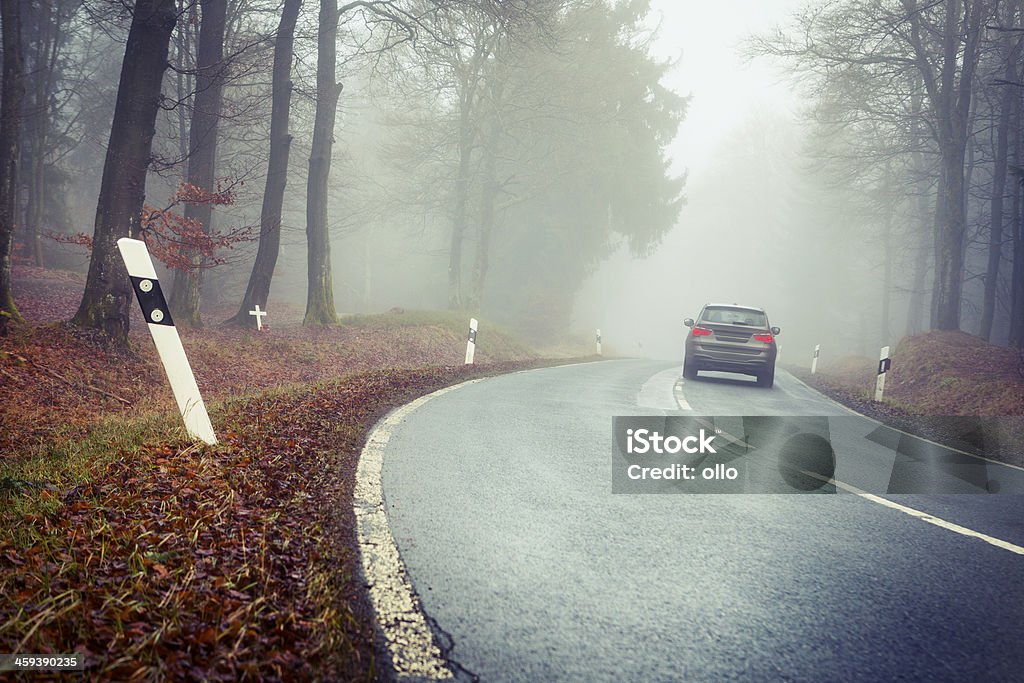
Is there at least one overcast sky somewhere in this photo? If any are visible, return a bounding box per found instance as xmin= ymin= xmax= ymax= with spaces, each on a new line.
xmin=648 ymin=0 xmax=807 ymax=178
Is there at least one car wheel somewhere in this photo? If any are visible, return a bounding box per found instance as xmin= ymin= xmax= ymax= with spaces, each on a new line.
xmin=758 ymin=365 xmax=775 ymax=388
xmin=682 ymin=357 xmax=698 ymax=380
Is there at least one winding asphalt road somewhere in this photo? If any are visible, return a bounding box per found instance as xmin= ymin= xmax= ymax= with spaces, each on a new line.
xmin=377 ymin=360 xmax=1024 ymax=682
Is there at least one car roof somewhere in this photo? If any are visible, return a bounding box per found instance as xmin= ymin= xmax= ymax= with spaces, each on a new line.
xmin=702 ymin=303 xmax=766 ymax=313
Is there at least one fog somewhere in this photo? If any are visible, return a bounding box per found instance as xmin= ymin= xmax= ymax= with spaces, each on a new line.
xmin=17 ymin=0 xmax=1024 ymax=353
xmin=575 ymin=0 xmax=912 ymax=362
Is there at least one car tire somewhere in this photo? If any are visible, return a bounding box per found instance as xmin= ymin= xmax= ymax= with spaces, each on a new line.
xmin=682 ymin=357 xmax=698 ymax=380
xmin=758 ymin=365 xmax=775 ymax=388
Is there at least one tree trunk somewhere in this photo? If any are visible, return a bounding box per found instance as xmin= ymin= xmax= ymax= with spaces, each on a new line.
xmin=448 ymin=116 xmax=473 ymax=310
xmin=1011 ymin=185 xmax=1024 ymax=346
xmin=168 ymin=0 xmax=228 ymax=328
xmin=909 ymin=0 xmax=986 ymax=331
xmin=0 ymin=0 xmax=25 ymax=333
xmin=174 ymin=19 xmax=193 ymax=167
xmin=981 ymin=58 xmax=1017 ymax=340
xmin=468 ymin=129 xmax=497 ymax=313
xmin=1011 ymin=100 xmax=1024 ymax=347
xmin=303 ymin=0 xmax=341 ymax=326
xmin=931 ymin=144 xmax=967 ymax=330
xmin=905 ymin=87 xmax=930 ymax=337
xmin=25 ymin=133 xmax=45 ymax=266
xmin=21 ymin=0 xmax=64 ymax=268
xmin=362 ymin=228 xmax=372 ymax=311
xmin=71 ymin=0 xmax=177 ymax=345
xmin=228 ymin=0 xmax=301 ymax=326
xmin=881 ymin=210 xmax=893 ymax=346
xmin=906 ymin=210 xmax=931 ymax=336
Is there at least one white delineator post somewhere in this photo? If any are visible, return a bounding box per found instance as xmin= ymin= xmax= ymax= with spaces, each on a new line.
xmin=117 ymin=238 xmax=217 ymax=445
xmin=465 ymin=318 xmax=478 ymax=365
xmin=811 ymin=344 xmax=820 ymax=375
xmin=874 ymin=345 xmax=891 ymax=402
xmin=249 ymin=304 xmax=267 ymax=331
xmin=596 ymin=328 xmax=602 ymax=356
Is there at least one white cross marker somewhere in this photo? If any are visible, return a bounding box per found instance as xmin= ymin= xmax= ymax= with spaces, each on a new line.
xmin=249 ymin=304 xmax=267 ymax=331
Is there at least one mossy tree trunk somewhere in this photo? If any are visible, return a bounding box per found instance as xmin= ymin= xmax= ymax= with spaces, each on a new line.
xmin=303 ymin=0 xmax=341 ymax=326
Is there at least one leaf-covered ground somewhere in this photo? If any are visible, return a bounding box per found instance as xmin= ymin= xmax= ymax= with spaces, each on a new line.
xmin=0 ymin=267 xmax=580 ymax=680
xmin=792 ymin=330 xmax=1024 ymax=416
xmin=1 ymin=266 xmax=536 ymax=462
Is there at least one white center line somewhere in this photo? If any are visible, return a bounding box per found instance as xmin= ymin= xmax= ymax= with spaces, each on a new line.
xmin=801 ymin=470 xmax=1024 ymax=556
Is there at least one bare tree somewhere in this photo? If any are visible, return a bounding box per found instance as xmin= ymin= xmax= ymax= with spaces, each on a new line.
xmin=443 ymin=7 xmax=501 ymax=310
xmin=303 ymin=0 xmax=454 ymax=325
xmin=754 ymin=0 xmax=995 ymax=332
xmin=303 ymin=0 xmax=342 ymax=325
xmin=981 ymin=3 xmax=1023 ymax=340
xmin=1011 ymin=130 xmax=1024 ymax=346
xmin=467 ymin=106 xmax=499 ymax=312
xmin=20 ymin=0 xmax=82 ymax=268
xmin=227 ymin=0 xmax=302 ymax=327
xmin=71 ymin=0 xmax=178 ymax=345
xmin=380 ymin=0 xmax=554 ymax=310
xmin=0 ymin=0 xmax=26 ymax=333
xmin=381 ymin=0 xmax=684 ymax=335
xmin=167 ymin=0 xmax=229 ymax=328
xmin=903 ymin=0 xmax=991 ymax=330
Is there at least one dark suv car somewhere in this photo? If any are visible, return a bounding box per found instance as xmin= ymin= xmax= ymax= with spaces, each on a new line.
xmin=682 ymin=304 xmax=780 ymax=387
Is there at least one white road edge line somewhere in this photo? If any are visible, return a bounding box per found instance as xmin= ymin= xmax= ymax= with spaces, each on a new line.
xmin=674 ymin=382 xmax=694 ymax=411
xmin=354 ymin=378 xmax=485 ymax=681
xmin=784 ymin=370 xmax=1024 ymax=473
xmin=673 ymin=365 xmax=694 ymax=411
xmin=800 ymin=470 xmax=1024 ymax=556
xmin=354 ymin=358 xmax=616 ymax=679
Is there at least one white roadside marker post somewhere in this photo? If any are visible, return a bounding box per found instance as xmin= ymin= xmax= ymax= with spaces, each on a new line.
xmin=874 ymin=345 xmax=891 ymax=402
xmin=465 ymin=318 xmax=478 ymax=365
xmin=811 ymin=344 xmax=820 ymax=375
xmin=249 ymin=304 xmax=267 ymax=331
xmin=596 ymin=328 xmax=602 ymax=356
xmin=117 ymin=238 xmax=218 ymax=445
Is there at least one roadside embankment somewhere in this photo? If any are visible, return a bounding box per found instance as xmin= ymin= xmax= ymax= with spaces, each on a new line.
xmin=787 ymin=330 xmax=1024 ymax=468
xmin=0 ymin=265 xmax=596 ymax=680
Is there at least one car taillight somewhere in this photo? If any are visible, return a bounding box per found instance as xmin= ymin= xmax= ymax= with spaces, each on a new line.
xmin=691 ymin=326 xmax=712 ymax=337
xmin=753 ymin=333 xmax=774 ymax=343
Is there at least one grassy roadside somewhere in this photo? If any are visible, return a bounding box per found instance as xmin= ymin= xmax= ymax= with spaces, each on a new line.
xmin=2 ymin=361 xmax=577 ymax=680
xmin=785 ymin=330 xmax=1024 ymax=468
xmin=0 ymin=267 xmax=596 ymax=679
xmin=789 ymin=331 xmax=1024 ymax=415
xmin=0 ymin=312 xmax=538 ymax=463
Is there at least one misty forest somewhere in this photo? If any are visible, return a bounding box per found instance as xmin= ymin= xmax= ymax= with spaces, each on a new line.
xmin=0 ymin=0 xmax=686 ymax=346
xmin=0 ymin=0 xmax=1020 ymax=354
xmin=7 ymin=1 xmax=1024 ymax=678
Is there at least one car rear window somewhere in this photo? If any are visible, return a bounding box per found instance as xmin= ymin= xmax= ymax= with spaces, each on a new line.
xmin=701 ymin=307 xmax=767 ymax=327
